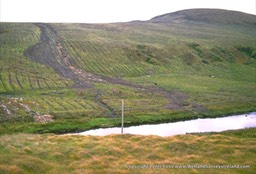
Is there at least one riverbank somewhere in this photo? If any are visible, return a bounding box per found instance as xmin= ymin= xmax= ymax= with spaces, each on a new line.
xmin=0 ymin=108 xmax=255 ymax=135
xmin=0 ymin=128 xmax=255 ymax=174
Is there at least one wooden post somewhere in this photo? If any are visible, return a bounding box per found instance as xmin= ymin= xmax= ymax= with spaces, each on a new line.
xmin=121 ymin=99 xmax=124 ymax=134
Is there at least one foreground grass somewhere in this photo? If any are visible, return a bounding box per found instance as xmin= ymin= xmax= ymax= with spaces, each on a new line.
xmin=0 ymin=128 xmax=255 ymax=174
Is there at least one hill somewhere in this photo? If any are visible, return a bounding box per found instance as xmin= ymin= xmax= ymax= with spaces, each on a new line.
xmin=150 ymin=8 xmax=256 ymax=25
xmin=0 ymin=9 xmax=256 ymax=134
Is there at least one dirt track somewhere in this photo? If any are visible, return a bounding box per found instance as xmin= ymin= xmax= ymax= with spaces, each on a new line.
xmin=24 ymin=23 xmax=93 ymax=88
xmin=24 ymin=23 xmax=195 ymax=112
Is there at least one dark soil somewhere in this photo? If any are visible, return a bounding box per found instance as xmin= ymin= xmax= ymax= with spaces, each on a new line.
xmin=24 ymin=23 xmax=93 ymax=88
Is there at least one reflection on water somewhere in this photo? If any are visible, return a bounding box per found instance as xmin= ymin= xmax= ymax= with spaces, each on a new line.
xmin=76 ymin=112 xmax=256 ymax=137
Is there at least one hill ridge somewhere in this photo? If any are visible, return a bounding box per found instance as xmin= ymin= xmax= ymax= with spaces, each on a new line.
xmin=150 ymin=8 xmax=256 ymax=25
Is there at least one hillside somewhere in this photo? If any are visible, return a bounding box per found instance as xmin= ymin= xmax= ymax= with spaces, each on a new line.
xmin=0 ymin=9 xmax=256 ymax=134
xmin=150 ymin=8 xmax=256 ymax=24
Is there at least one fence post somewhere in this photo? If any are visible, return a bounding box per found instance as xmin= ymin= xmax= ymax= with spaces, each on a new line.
xmin=121 ymin=99 xmax=124 ymax=134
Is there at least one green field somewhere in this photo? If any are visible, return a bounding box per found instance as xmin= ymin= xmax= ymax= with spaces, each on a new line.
xmin=0 ymin=9 xmax=256 ymax=134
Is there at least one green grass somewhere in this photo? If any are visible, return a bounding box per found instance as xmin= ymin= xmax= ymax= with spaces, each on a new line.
xmin=126 ymin=68 xmax=256 ymax=114
xmin=0 ymin=23 xmax=71 ymax=93
xmin=0 ymin=11 xmax=256 ymax=134
xmin=0 ymin=128 xmax=255 ymax=174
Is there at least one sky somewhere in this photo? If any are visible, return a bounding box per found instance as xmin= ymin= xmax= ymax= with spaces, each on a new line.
xmin=0 ymin=0 xmax=255 ymax=23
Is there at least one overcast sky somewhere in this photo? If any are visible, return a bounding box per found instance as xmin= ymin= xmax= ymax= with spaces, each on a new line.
xmin=0 ymin=0 xmax=255 ymax=23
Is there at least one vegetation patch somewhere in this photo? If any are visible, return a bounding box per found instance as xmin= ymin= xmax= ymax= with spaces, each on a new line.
xmin=236 ymin=45 xmax=256 ymax=58
xmin=0 ymin=128 xmax=255 ymax=173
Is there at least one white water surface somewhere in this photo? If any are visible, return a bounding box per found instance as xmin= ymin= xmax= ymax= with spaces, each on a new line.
xmin=75 ymin=112 xmax=256 ymax=137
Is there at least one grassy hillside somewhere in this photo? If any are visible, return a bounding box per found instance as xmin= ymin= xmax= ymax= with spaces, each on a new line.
xmin=151 ymin=8 xmax=256 ymax=24
xmin=0 ymin=128 xmax=255 ymax=174
xmin=0 ymin=9 xmax=256 ymax=134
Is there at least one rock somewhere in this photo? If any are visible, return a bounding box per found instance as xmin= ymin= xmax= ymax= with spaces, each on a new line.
xmin=34 ymin=115 xmax=54 ymax=123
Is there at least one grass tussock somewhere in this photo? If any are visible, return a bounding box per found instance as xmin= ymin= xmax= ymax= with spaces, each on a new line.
xmin=0 ymin=128 xmax=255 ymax=174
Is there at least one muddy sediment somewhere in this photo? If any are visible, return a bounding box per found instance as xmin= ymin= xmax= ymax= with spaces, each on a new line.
xmin=24 ymin=23 xmax=93 ymax=88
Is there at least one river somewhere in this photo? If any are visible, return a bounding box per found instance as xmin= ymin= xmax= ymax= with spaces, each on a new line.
xmin=75 ymin=112 xmax=256 ymax=137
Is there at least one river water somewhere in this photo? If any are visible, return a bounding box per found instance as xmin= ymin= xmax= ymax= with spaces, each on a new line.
xmin=75 ymin=112 xmax=256 ymax=137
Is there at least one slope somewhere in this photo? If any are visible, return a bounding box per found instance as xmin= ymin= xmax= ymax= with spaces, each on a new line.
xmin=150 ymin=8 xmax=256 ymax=25
xmin=0 ymin=9 xmax=256 ymax=134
